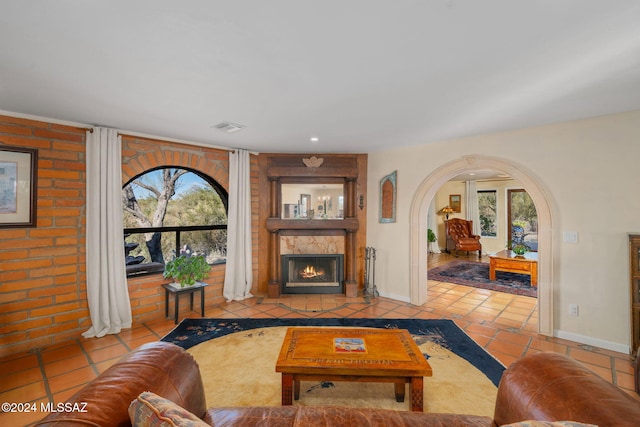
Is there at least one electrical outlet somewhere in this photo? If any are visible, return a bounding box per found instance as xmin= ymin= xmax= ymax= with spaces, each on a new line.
xmin=569 ymin=304 xmax=579 ymax=316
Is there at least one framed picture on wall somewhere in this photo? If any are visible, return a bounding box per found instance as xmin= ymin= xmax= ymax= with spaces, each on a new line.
xmin=0 ymin=145 xmax=38 ymax=228
xmin=449 ymin=194 xmax=461 ymax=213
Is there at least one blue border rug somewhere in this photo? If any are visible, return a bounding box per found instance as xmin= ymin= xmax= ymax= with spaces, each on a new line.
xmin=161 ymin=317 xmax=505 ymax=386
xmin=429 ymin=260 xmax=537 ymax=297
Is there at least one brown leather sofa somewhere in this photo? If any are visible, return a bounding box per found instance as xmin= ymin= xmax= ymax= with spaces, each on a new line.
xmin=36 ymin=342 xmax=640 ymax=427
xmin=446 ymin=218 xmax=482 ymax=259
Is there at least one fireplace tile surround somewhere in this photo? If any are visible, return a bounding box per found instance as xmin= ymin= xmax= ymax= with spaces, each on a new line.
xmin=280 ymin=237 xmax=346 ymax=294
xmin=280 ymin=235 xmax=345 ymax=255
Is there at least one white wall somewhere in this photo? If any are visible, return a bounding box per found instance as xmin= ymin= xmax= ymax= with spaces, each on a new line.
xmin=367 ymin=109 xmax=640 ymax=352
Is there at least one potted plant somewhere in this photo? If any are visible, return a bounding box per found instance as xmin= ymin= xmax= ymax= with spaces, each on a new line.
xmin=427 ymin=228 xmax=437 ymax=253
xmin=163 ymin=255 xmax=211 ymax=288
xmin=508 ymin=241 xmax=530 ymax=257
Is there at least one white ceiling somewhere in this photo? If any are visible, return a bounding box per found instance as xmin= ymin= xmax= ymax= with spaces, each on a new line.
xmin=1 ymin=1 xmax=640 ymax=154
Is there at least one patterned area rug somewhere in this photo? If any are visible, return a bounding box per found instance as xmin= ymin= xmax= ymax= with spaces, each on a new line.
xmin=429 ymin=260 xmax=537 ymax=297
xmin=189 ymin=326 xmax=497 ymax=415
xmin=161 ymin=318 xmax=505 ymax=386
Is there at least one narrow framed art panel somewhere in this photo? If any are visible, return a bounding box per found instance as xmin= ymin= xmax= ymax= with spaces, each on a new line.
xmin=0 ymin=145 xmax=38 ymax=228
xmin=379 ymin=170 xmax=397 ymax=223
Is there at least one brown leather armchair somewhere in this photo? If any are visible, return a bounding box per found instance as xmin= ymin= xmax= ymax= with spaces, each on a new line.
xmin=445 ymin=218 xmax=482 ymax=259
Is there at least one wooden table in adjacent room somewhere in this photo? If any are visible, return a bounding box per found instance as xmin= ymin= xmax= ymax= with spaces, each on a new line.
xmin=489 ymin=250 xmax=538 ymax=287
xmin=275 ymin=327 xmax=432 ymax=412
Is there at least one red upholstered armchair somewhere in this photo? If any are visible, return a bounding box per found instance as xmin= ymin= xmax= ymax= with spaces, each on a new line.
xmin=445 ymin=218 xmax=482 ymax=259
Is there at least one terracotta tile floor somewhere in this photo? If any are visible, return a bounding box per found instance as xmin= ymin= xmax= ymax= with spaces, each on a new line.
xmin=1 ymin=254 xmax=638 ymax=425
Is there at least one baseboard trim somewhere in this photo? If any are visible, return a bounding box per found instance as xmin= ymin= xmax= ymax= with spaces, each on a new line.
xmin=555 ymin=329 xmax=630 ymax=355
xmin=377 ymin=290 xmax=410 ymax=303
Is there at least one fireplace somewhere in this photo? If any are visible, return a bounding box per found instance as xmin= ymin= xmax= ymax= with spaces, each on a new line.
xmin=281 ymin=254 xmax=344 ymax=294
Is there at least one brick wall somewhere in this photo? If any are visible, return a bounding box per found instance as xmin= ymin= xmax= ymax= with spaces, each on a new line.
xmin=0 ymin=115 xmax=88 ymax=357
xmin=0 ymin=114 xmax=260 ymax=357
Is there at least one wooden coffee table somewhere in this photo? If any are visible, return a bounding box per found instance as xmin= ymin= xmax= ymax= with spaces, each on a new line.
xmin=489 ymin=250 xmax=538 ymax=287
xmin=275 ymin=327 xmax=432 ymax=411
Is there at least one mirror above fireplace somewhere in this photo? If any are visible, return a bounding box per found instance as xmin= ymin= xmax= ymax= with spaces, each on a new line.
xmin=281 ymin=183 xmax=344 ymax=219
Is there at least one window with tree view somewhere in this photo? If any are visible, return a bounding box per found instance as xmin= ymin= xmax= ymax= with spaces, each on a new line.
xmin=478 ymin=190 xmax=497 ymax=237
xmin=122 ymin=167 xmax=228 ymax=275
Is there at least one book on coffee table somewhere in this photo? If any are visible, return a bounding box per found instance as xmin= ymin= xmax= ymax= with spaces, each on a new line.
xmin=334 ymin=337 xmax=366 ymax=353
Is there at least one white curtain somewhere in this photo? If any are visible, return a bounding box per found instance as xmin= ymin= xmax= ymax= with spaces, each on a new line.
xmin=223 ymin=149 xmax=254 ymax=302
xmin=83 ymin=128 xmax=132 ymax=338
xmin=427 ymin=198 xmax=441 ymax=253
xmin=465 ymin=180 xmax=480 ymax=236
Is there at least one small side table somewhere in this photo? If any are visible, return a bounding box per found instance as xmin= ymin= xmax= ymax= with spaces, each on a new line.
xmin=162 ymin=282 xmax=208 ymax=324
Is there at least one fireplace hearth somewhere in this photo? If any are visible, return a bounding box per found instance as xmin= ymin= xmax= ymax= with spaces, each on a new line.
xmin=281 ymin=254 xmax=344 ymax=294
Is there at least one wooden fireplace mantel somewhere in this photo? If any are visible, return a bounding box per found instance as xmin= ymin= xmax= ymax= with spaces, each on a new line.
xmin=258 ymin=153 xmax=367 ymax=299
xmin=266 ymin=218 xmax=359 ymax=232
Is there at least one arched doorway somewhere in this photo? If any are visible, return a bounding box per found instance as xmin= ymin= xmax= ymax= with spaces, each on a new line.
xmin=410 ymin=155 xmax=554 ymax=336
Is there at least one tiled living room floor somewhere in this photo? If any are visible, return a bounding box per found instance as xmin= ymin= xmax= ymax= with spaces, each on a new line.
xmin=2 ymin=258 xmax=639 ymax=425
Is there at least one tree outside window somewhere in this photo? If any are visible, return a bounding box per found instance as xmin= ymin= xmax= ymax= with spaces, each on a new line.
xmin=478 ymin=190 xmax=497 ymax=237
xmin=122 ymin=167 xmax=228 ymax=271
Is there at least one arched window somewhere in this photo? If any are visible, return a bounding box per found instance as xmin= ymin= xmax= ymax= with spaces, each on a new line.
xmin=122 ymin=167 xmax=228 ymax=276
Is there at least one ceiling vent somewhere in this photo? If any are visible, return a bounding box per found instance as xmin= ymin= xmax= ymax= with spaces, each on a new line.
xmin=212 ymin=121 xmax=246 ymax=133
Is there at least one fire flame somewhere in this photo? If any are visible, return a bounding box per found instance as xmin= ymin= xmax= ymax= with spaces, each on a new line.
xmin=300 ymin=265 xmax=324 ymax=279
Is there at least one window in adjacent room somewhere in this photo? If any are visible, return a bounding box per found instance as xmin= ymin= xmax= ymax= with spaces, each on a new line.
xmin=508 ymin=189 xmax=538 ymax=251
xmin=477 ymin=190 xmax=497 ymax=237
xmin=122 ymin=167 xmax=228 ymax=276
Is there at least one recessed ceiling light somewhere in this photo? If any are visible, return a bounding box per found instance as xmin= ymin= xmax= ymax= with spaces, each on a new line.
xmin=212 ymin=121 xmax=246 ymax=133
xmin=310 ymin=137 xmax=319 ymax=143
xmin=469 ymin=172 xmax=475 ymax=176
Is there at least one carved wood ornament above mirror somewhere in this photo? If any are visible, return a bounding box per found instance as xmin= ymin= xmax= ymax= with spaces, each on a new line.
xmin=302 ymin=156 xmax=324 ymax=168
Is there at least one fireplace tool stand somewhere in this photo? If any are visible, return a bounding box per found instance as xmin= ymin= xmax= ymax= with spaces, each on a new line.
xmin=364 ymin=247 xmax=379 ymax=302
